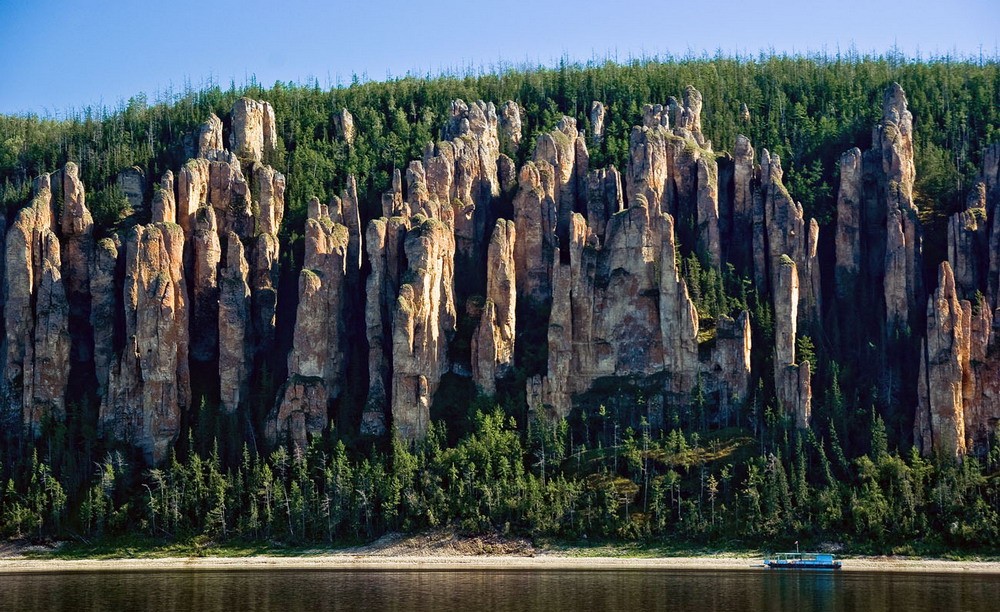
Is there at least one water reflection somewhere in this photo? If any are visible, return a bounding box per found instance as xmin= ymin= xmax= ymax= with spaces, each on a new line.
xmin=0 ymin=569 xmax=995 ymax=612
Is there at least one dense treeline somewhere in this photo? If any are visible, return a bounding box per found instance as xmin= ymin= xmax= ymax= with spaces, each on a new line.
xmin=3 ymin=410 xmax=998 ymax=551
xmin=1 ymin=53 xmax=999 ymax=551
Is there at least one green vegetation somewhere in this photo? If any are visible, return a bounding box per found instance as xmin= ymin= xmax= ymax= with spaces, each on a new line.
xmin=1 ymin=53 xmax=1000 ymax=553
xmin=4 ymin=409 xmax=999 ymax=554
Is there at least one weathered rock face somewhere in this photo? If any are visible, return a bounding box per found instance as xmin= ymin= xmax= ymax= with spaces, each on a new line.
xmin=759 ymin=152 xmax=821 ymax=332
xmin=254 ymin=163 xmax=286 ymax=236
xmin=361 ymin=215 xmax=411 ymax=436
xmin=334 ymin=108 xmax=356 ymax=145
xmin=197 ymin=114 xmax=224 ymax=158
xmin=472 ymin=220 xmax=516 ymax=395
xmin=191 ymin=206 xmax=221 ymax=362
xmin=625 ymin=89 xmax=713 ymax=259
xmin=696 ymin=156 xmax=720 ymax=268
xmin=948 ymin=183 xmax=988 ymax=300
xmin=60 ymin=162 xmax=95 ymax=377
xmin=537 ymin=199 xmax=689 ymax=418
xmin=499 ymin=100 xmax=522 ymax=155
xmin=915 ymin=262 xmax=969 ymax=459
xmin=585 ymin=166 xmax=624 ymax=242
xmin=829 ymin=83 xmax=924 ymax=411
xmin=513 ymin=162 xmax=558 ymax=304
xmin=91 ymin=238 xmax=119 ymax=399
xmin=703 ymin=311 xmax=753 ymax=421
xmin=230 ymin=98 xmax=277 ymax=162
xmin=835 ymin=148 xmax=863 ymax=301
xmin=3 ymin=177 xmax=70 ymax=434
xmin=916 ymin=145 xmax=1000 ymax=458
xmin=117 ymin=166 xmax=146 ymax=217
xmin=877 ymin=83 xmax=922 ymax=334
xmin=269 ymin=198 xmax=350 ymax=449
xmin=209 ymin=157 xmax=253 ymax=238
xmin=101 ymin=222 xmax=189 ymax=464
xmin=590 ymin=101 xmax=606 ymax=143
xmin=152 ymin=170 xmax=176 ymax=224
xmin=391 ymin=216 xmax=456 ymax=440
xmin=984 ymin=143 xmax=1000 ymax=313
xmin=177 ymin=158 xmax=209 ymax=237
xmin=219 ymin=232 xmax=250 ymax=415
xmin=773 ymin=258 xmax=811 ymax=428
xmin=534 ymin=117 xmax=588 ymax=244
xmin=731 ymin=135 xmax=756 ymax=274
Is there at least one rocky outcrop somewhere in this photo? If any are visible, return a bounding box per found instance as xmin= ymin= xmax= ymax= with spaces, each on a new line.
xmin=117 ymin=166 xmax=146 ymax=217
xmin=250 ymin=163 xmax=286 ymax=364
xmin=190 ymin=206 xmax=221 ymax=362
xmin=731 ymin=135 xmax=756 ymax=274
xmin=984 ymin=143 xmax=1000 ymax=313
xmin=255 ymin=164 xmax=286 ymax=235
xmin=60 ymin=163 xmax=95 ymax=382
xmin=230 ymin=98 xmax=276 ymax=162
xmin=219 ymin=233 xmax=251 ymax=415
xmin=391 ymin=216 xmax=456 ymax=440
xmin=877 ymin=83 xmax=922 ymax=334
xmin=361 ymin=216 xmax=410 ymax=436
xmin=585 ymin=166 xmax=623 ymax=242
xmin=151 ymin=171 xmax=176 ymax=224
xmin=696 ymin=156 xmax=720 ymax=268
xmin=269 ymin=198 xmax=350 ymax=449
xmin=534 ymin=117 xmax=587 ymax=244
xmin=513 ymin=162 xmax=558 ymax=304
xmin=760 ymin=151 xmax=821 ymax=330
xmin=916 ymin=144 xmax=1000 ymax=458
xmin=835 ymin=148 xmax=863 ymax=301
xmin=91 ymin=238 xmax=118 ymax=399
xmin=537 ymin=199 xmax=688 ymax=418
xmin=499 ymin=101 xmax=522 ymax=155
xmin=433 ymin=99 xmax=503 ymax=287
xmin=334 ymin=108 xmax=355 ymax=145
xmin=101 ymin=222 xmax=189 ymax=464
xmin=625 ymin=89 xmax=713 ymax=259
xmin=176 ymin=158 xmax=209 ymax=237
xmin=773 ymin=257 xmax=811 ymax=428
xmin=209 ymin=156 xmax=253 ymax=238
xmin=472 ymin=220 xmax=516 ymax=395
xmin=590 ymin=101 xmax=606 ymax=143
xmin=915 ymin=263 xmax=969 ymax=459
xmin=947 ymin=183 xmax=988 ymax=300
xmin=827 ymin=83 xmax=924 ymax=410
xmin=197 ymin=114 xmax=224 ymax=158
xmin=702 ymin=311 xmax=753 ymax=421
xmin=3 ymin=176 xmax=70 ymax=434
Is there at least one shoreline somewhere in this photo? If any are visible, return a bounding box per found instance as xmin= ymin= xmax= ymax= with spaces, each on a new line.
xmin=2 ymin=553 xmax=999 ymax=575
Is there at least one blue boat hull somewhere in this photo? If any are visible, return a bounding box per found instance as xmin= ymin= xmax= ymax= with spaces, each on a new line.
xmin=765 ymin=562 xmax=842 ymax=570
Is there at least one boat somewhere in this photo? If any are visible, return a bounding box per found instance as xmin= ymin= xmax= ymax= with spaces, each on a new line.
xmin=764 ymin=552 xmax=842 ymax=570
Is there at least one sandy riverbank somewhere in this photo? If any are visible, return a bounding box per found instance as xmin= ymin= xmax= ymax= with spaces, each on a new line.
xmin=3 ymin=532 xmax=998 ymax=574
xmin=2 ymin=553 xmax=999 ymax=574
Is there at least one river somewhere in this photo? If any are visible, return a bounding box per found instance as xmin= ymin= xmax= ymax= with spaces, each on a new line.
xmin=1 ymin=568 xmax=997 ymax=611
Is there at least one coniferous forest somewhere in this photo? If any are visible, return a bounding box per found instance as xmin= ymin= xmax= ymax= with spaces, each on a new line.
xmin=1 ymin=53 xmax=999 ymax=553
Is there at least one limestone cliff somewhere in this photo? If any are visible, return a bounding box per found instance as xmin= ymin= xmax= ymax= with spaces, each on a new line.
xmin=471 ymin=220 xmax=516 ymax=395
xmin=268 ymin=198 xmax=350 ymax=449
xmin=8 ymin=82 xmax=995 ymax=467
xmin=3 ymin=175 xmax=70 ymax=434
xmin=101 ymin=222 xmax=189 ymax=464
xmin=219 ymin=232 xmax=251 ymax=415
xmin=391 ymin=216 xmax=456 ymax=440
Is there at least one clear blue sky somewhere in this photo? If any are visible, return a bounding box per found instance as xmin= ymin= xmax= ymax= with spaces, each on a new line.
xmin=0 ymin=0 xmax=997 ymax=116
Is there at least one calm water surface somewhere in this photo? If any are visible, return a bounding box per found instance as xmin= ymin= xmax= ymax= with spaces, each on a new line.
xmin=1 ymin=569 xmax=997 ymax=611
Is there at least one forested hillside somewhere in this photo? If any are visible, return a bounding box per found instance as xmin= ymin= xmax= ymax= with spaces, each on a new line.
xmin=0 ymin=55 xmax=998 ymax=551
